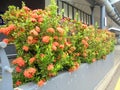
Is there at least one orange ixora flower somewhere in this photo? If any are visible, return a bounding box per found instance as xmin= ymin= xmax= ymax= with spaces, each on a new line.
xmin=47 ymin=28 xmax=55 ymax=33
xmin=37 ymin=79 xmax=46 ymax=87
xmin=2 ymin=38 xmax=9 ymax=44
xmin=27 ymin=36 xmax=33 ymax=44
xmin=83 ymin=52 xmax=87 ymax=58
xmin=64 ymin=41 xmax=71 ymax=47
xmin=82 ymin=24 xmax=87 ymax=29
xmin=68 ymin=62 xmax=80 ymax=73
xmin=84 ymin=36 xmax=89 ymax=41
xmin=35 ymin=26 xmax=40 ymax=33
xmin=38 ymin=17 xmax=43 ymax=23
xmin=53 ymin=42 xmax=59 ymax=47
xmin=53 ymin=36 xmax=59 ymax=40
xmin=57 ymin=27 xmax=64 ymax=35
xmin=23 ymin=67 xmax=37 ymax=78
xmin=12 ymin=57 xmax=25 ymax=67
xmin=74 ymin=62 xmax=80 ymax=69
xmin=42 ymin=36 xmax=50 ymax=43
xmin=31 ymin=13 xmax=39 ymax=19
xmin=59 ymin=44 xmax=64 ymax=49
xmin=52 ymin=44 xmax=57 ymax=51
xmin=15 ymin=80 xmax=22 ymax=86
xmin=68 ymin=66 xmax=76 ymax=72
xmin=30 ymin=29 xmax=38 ymax=36
xmin=29 ymin=57 xmax=36 ymax=64
xmin=22 ymin=45 xmax=29 ymax=52
xmin=48 ymin=72 xmax=56 ymax=77
xmin=8 ymin=24 xmax=16 ymax=30
xmin=82 ymin=39 xmax=89 ymax=48
xmin=23 ymin=6 xmax=30 ymax=12
xmin=47 ymin=64 xmax=54 ymax=71
xmin=30 ymin=18 xmax=37 ymax=22
xmin=0 ymin=24 xmax=15 ymax=35
xmin=40 ymin=53 xmax=45 ymax=58
xmin=32 ymin=38 xmax=38 ymax=44
xmin=15 ymin=66 xmax=22 ymax=73
xmin=82 ymin=39 xmax=87 ymax=45
xmin=92 ymin=58 xmax=96 ymax=63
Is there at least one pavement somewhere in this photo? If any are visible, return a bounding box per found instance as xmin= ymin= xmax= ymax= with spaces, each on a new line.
xmin=105 ymin=45 xmax=120 ymax=90
xmin=106 ymin=65 xmax=120 ymax=90
xmin=96 ymin=45 xmax=120 ymax=90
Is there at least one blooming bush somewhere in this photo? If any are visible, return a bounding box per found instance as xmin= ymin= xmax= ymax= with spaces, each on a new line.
xmin=0 ymin=0 xmax=115 ymax=87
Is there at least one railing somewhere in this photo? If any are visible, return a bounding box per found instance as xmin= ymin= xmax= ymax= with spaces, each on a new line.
xmin=0 ymin=12 xmax=4 ymax=25
xmin=0 ymin=42 xmax=14 ymax=90
xmin=56 ymin=0 xmax=92 ymax=25
xmin=0 ymin=33 xmax=17 ymax=90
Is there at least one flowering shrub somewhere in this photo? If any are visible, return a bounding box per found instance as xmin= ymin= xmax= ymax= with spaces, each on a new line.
xmin=0 ymin=0 xmax=115 ymax=87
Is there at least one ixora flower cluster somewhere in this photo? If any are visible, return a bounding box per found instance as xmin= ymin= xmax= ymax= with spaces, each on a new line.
xmin=0 ymin=0 xmax=115 ymax=87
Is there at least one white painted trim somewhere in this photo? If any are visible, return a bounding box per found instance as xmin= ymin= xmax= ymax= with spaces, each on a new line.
xmin=108 ymin=27 xmax=120 ymax=31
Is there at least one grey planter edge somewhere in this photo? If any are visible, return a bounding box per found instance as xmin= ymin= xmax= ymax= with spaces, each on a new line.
xmin=15 ymin=51 xmax=114 ymax=90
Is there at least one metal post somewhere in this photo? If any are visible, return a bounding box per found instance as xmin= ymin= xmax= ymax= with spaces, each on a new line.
xmin=57 ymin=0 xmax=59 ymax=14
xmin=62 ymin=1 xmax=64 ymax=17
xmin=72 ymin=6 xmax=74 ymax=20
xmin=67 ymin=4 xmax=69 ymax=17
xmin=100 ymin=5 xmax=106 ymax=29
xmin=90 ymin=6 xmax=94 ymax=25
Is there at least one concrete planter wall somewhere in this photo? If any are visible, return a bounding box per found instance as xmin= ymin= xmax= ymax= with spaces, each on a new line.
xmin=16 ymin=52 xmax=114 ymax=90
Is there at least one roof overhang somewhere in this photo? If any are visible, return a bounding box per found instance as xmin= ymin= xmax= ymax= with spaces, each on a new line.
xmin=109 ymin=0 xmax=120 ymax=4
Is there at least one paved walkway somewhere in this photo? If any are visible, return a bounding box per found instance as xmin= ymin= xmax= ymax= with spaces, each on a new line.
xmin=105 ymin=45 xmax=120 ymax=90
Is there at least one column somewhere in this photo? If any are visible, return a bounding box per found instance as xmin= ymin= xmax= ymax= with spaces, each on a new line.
xmin=90 ymin=6 xmax=95 ymax=25
xmin=100 ymin=5 xmax=106 ymax=29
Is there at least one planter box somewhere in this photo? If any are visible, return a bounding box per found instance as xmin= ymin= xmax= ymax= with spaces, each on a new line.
xmin=16 ymin=52 xmax=114 ymax=90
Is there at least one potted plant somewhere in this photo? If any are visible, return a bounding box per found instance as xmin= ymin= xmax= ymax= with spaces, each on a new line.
xmin=0 ymin=0 xmax=115 ymax=90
